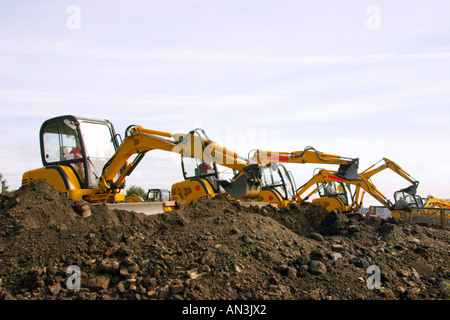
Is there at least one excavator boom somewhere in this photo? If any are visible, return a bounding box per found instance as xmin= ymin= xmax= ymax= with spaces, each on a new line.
xmin=247 ymin=146 xmax=359 ymax=208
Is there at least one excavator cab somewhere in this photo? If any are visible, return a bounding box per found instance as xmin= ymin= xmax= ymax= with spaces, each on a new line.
xmin=23 ymin=115 xmax=124 ymax=201
xmin=181 ymin=155 xmax=222 ymax=192
xmin=41 ymin=116 xmax=119 ymax=188
xmin=313 ymin=181 xmax=354 ymax=212
xmin=259 ymin=163 xmax=297 ymax=202
xmin=147 ymin=188 xmax=171 ymax=202
xmin=393 ymin=187 xmax=425 ymax=208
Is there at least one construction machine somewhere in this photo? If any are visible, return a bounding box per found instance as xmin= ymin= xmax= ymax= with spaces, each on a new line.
xmin=392 ymin=191 xmax=450 ymax=219
xmin=125 ymin=188 xmax=171 ymax=202
xmin=353 ymin=158 xmax=449 ymax=219
xmin=246 ymin=147 xmax=359 ymax=208
xmin=124 ymin=188 xmax=174 ymax=212
xmin=251 ymin=151 xmax=423 ymax=218
xmin=22 ymin=115 xmax=263 ymax=214
xmin=291 ymin=158 xmax=424 ymax=219
xmin=147 ymin=188 xmax=171 ymax=202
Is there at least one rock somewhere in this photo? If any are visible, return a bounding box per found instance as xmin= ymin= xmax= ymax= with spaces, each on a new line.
xmin=120 ymin=268 xmax=130 ymax=278
xmin=232 ymin=263 xmax=243 ymax=273
xmin=308 ymin=261 xmax=327 ymax=276
xmin=397 ymin=269 xmax=410 ymax=278
xmin=309 ymin=233 xmax=324 ymax=242
xmin=347 ymin=224 xmax=360 ymax=234
xmin=201 ymin=251 xmax=215 ymax=266
xmin=170 ymin=282 xmax=185 ymax=295
xmin=230 ymin=228 xmax=241 ymax=235
xmin=410 ymin=262 xmax=434 ymax=276
xmin=330 ymin=253 xmax=342 ymax=261
xmin=309 ymin=249 xmax=326 ymax=261
xmin=294 ymin=255 xmax=309 ymax=266
xmin=117 ymin=281 xmax=126 ymax=293
xmin=86 ymin=275 xmax=110 ymax=291
xmin=379 ymin=287 xmax=395 ymax=300
xmin=286 ymin=267 xmax=297 ymax=279
xmin=97 ymin=259 xmax=120 ymax=274
xmin=186 ymin=269 xmax=200 ymax=280
xmin=331 ymin=244 xmax=344 ymax=251
xmin=158 ymin=286 xmax=170 ymax=299
xmin=72 ymin=200 xmax=92 ymax=218
xmin=405 ymin=287 xmax=421 ymax=300
xmin=48 ymin=283 xmax=61 ymax=295
xmin=395 ymin=285 xmax=406 ymax=295
xmin=128 ymin=263 xmax=139 ymax=274
xmin=410 ymin=267 xmax=421 ymax=281
xmin=105 ymin=247 xmax=117 ymax=256
xmin=122 ymin=257 xmax=135 ymax=266
xmin=241 ymin=235 xmax=253 ymax=244
xmin=277 ymin=265 xmax=297 ymax=279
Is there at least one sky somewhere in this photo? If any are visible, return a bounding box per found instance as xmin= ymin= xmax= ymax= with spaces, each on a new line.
xmin=0 ymin=0 xmax=449 ymax=207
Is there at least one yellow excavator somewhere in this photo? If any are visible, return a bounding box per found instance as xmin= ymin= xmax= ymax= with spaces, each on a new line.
xmin=22 ymin=115 xmax=263 ymax=214
xmin=290 ymin=158 xmax=417 ymax=214
xmin=290 ymin=157 xmax=445 ymax=220
xmin=246 ymin=147 xmax=359 ymax=208
xmin=392 ymin=189 xmax=450 ymax=219
xmin=248 ymin=150 xmax=428 ymax=219
xmin=124 ymin=188 xmax=174 ymax=212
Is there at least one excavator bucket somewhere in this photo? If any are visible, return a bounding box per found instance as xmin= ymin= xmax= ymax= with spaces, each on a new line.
xmin=218 ymin=164 xmax=262 ymax=199
xmin=337 ymin=161 xmax=358 ymax=180
xmin=400 ymin=184 xmax=418 ymax=196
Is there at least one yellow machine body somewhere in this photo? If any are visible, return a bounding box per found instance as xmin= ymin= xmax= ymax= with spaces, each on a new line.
xmin=170 ymin=178 xmax=216 ymax=207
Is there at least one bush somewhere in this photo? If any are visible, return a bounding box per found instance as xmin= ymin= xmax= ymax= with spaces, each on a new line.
xmin=126 ymin=185 xmax=146 ymax=198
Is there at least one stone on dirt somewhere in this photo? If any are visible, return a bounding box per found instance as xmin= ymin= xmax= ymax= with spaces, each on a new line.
xmin=0 ymin=180 xmax=448 ymax=300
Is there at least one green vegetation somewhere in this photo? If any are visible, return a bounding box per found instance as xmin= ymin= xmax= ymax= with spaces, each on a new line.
xmin=126 ymin=185 xmax=146 ymax=198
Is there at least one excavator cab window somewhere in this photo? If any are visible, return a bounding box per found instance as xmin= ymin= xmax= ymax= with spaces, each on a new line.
xmin=181 ymin=155 xmax=220 ymax=191
xmin=181 ymin=156 xmax=218 ymax=179
xmin=41 ymin=118 xmax=86 ymax=186
xmin=261 ymin=164 xmax=296 ymax=200
xmin=147 ymin=189 xmax=171 ymax=202
xmin=79 ymin=121 xmax=116 ymax=188
xmin=317 ymin=181 xmax=352 ymax=206
xmin=394 ymin=190 xmax=424 ymax=207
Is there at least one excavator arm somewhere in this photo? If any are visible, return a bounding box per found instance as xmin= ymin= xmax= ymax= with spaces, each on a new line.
xmin=360 ymin=158 xmax=419 ymax=195
xmin=92 ymin=125 xmax=262 ymax=202
xmin=250 ymin=147 xmax=359 ymax=180
xmin=291 ymin=168 xmax=394 ymax=212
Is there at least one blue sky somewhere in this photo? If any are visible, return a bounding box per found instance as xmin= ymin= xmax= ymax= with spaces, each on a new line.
xmin=1 ymin=0 xmax=449 ymax=206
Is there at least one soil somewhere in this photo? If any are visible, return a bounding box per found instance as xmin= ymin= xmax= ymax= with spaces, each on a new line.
xmin=0 ymin=180 xmax=449 ymax=300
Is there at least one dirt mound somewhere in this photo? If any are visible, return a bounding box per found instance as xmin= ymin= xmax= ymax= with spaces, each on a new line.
xmin=0 ymin=181 xmax=449 ymax=300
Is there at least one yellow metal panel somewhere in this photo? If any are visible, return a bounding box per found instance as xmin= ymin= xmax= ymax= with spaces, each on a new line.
xmin=171 ymin=179 xmax=215 ymax=207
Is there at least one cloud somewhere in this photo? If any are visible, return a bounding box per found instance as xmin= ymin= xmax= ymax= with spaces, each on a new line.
xmin=3 ymin=37 xmax=450 ymax=65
